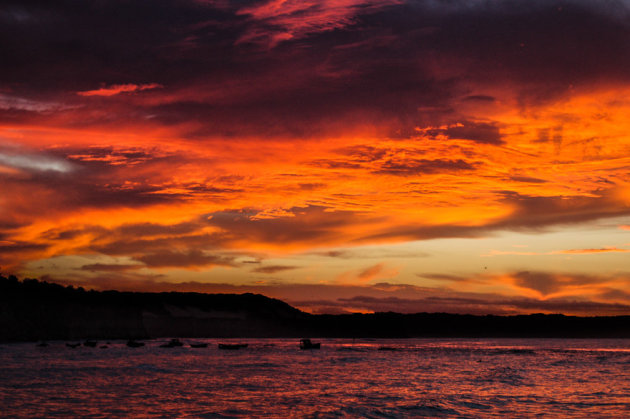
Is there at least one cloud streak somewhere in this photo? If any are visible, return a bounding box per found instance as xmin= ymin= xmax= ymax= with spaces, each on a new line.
xmin=78 ymin=83 xmax=162 ymax=97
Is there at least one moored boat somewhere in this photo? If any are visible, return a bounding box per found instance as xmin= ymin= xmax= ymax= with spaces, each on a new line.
xmin=300 ymin=338 xmax=320 ymax=349
xmin=160 ymin=338 xmax=184 ymax=348
xmin=218 ymin=343 xmax=248 ymax=350
xmin=190 ymin=343 xmax=208 ymax=348
xmin=126 ymin=340 xmax=145 ymax=348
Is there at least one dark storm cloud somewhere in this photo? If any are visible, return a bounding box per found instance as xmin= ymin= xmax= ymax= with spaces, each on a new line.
xmin=252 ymin=265 xmax=299 ymax=274
xmin=334 ymin=145 xmax=390 ymax=162
xmin=462 ymin=95 xmax=496 ymax=103
xmin=79 ymin=263 xmax=143 ymax=272
xmin=332 ymin=295 xmax=630 ymax=316
xmin=36 ymin=272 xmax=630 ymax=316
xmin=374 ymin=158 xmax=476 ymax=176
xmin=308 ymin=160 xmax=363 ymax=170
xmin=64 ymin=146 xmax=161 ymax=166
xmin=14 ymin=170 xmax=179 ymax=209
xmin=0 ymin=241 xmax=48 ymax=254
xmin=308 ymin=147 xmax=479 ymax=175
xmin=134 ymin=250 xmax=236 ymax=268
xmin=512 ymin=271 xmax=612 ymax=296
xmin=206 ymin=205 xmax=375 ymax=244
xmin=297 ymin=182 xmax=326 ymax=191
xmin=71 ymin=205 xmax=378 ymax=261
xmin=73 ymin=188 xmax=630 ymax=257
xmin=0 ymin=219 xmax=29 ymax=232
xmin=494 ymin=190 xmax=630 ymax=229
xmin=91 ymin=233 xmax=223 ymax=256
xmin=116 ymin=222 xmax=202 ymax=238
xmin=0 ymin=145 xmax=242 ymax=224
xmin=0 ymin=0 xmax=241 ymax=91
xmin=417 ymin=273 xmax=473 ymax=283
xmin=366 ymin=189 xmax=630 ymax=242
xmin=0 ymin=241 xmax=49 ymax=267
xmin=440 ymin=122 xmax=504 ymax=145
xmin=4 ymin=1 xmax=630 ymax=137
xmin=599 ymin=288 xmax=630 ymax=301
xmin=508 ymin=176 xmax=548 ymax=184
xmin=40 ymin=226 xmax=105 ymax=241
xmin=512 ymin=271 xmax=564 ymax=295
xmin=0 ymin=148 xmax=177 ymax=215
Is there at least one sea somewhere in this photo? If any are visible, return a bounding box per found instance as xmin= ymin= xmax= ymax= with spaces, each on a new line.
xmin=1 ymin=338 xmax=630 ymax=418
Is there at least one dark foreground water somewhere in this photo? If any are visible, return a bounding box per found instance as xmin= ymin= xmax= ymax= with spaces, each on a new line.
xmin=1 ymin=338 xmax=630 ymax=418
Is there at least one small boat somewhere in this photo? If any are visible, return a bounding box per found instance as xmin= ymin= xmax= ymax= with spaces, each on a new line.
xmin=377 ymin=346 xmax=398 ymax=351
xmin=300 ymin=339 xmax=320 ymax=349
xmin=83 ymin=340 xmax=97 ymax=347
xmin=66 ymin=342 xmax=81 ymax=348
xmin=218 ymin=343 xmax=248 ymax=350
xmin=190 ymin=343 xmax=208 ymax=348
xmin=126 ymin=340 xmax=145 ymax=348
xmin=36 ymin=341 xmax=48 ymax=347
xmin=160 ymin=338 xmax=184 ymax=348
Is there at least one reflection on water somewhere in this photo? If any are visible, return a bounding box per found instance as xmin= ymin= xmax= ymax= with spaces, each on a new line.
xmin=1 ymin=338 xmax=630 ymax=417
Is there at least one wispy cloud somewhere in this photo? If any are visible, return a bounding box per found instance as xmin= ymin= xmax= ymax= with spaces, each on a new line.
xmin=358 ymin=263 xmax=386 ymax=282
xmin=0 ymin=94 xmax=69 ymax=112
xmin=553 ymin=247 xmax=629 ymax=254
xmin=483 ymin=247 xmax=629 ymax=256
xmin=252 ymin=265 xmax=299 ymax=274
xmin=0 ymin=147 xmax=74 ymax=173
xmin=78 ymin=83 xmax=162 ymax=97
xmin=237 ymin=0 xmax=401 ymax=47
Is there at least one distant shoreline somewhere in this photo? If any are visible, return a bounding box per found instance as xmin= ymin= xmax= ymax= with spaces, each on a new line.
xmin=2 ymin=275 xmax=630 ymax=341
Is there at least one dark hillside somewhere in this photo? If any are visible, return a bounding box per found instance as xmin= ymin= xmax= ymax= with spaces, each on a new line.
xmin=0 ymin=275 xmax=305 ymax=341
xmin=2 ymin=275 xmax=630 ymax=341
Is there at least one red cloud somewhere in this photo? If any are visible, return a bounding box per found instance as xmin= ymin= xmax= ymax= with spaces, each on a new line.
xmin=78 ymin=83 xmax=162 ymax=97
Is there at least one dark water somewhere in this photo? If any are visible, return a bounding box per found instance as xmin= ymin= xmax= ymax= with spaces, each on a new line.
xmin=2 ymin=338 xmax=630 ymax=417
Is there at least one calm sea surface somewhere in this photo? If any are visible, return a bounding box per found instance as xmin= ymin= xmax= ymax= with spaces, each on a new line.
xmin=1 ymin=338 xmax=630 ymax=418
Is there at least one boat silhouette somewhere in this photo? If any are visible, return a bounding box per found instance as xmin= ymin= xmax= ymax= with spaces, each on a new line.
xmin=190 ymin=343 xmax=208 ymax=348
xmin=126 ymin=340 xmax=145 ymax=348
xmin=300 ymin=338 xmax=321 ymax=349
xmin=218 ymin=343 xmax=248 ymax=350
xmin=160 ymin=338 xmax=184 ymax=348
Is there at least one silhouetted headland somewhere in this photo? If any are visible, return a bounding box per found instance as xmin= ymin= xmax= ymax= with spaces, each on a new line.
xmin=2 ymin=274 xmax=630 ymax=342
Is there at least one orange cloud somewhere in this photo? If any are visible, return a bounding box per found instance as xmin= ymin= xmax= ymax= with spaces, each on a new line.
xmin=333 ymin=262 xmax=399 ymax=284
xmin=4 ymin=0 xmax=630 ymax=315
xmin=357 ymin=263 xmax=385 ymax=282
xmin=78 ymin=83 xmax=162 ymax=97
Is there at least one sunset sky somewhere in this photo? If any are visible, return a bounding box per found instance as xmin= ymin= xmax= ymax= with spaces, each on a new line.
xmin=1 ymin=0 xmax=630 ymax=315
